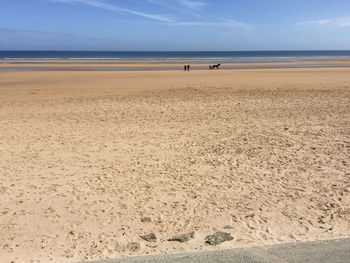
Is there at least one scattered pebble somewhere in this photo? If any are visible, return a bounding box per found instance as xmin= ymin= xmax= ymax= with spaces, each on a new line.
xmin=223 ymin=225 xmax=233 ymax=229
xmin=127 ymin=242 xmax=140 ymax=252
xmin=141 ymin=217 xmax=152 ymax=223
xmin=245 ymin=213 xmax=255 ymax=219
xmin=205 ymin=231 xmax=233 ymax=245
xmin=140 ymin=233 xmax=157 ymax=242
xmin=167 ymin=231 xmax=195 ymax=243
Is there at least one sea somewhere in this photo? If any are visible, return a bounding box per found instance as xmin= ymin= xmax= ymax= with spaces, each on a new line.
xmin=1 ymin=50 xmax=350 ymax=60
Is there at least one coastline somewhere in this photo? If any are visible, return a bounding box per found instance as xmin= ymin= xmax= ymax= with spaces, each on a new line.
xmin=2 ymin=50 xmax=350 ymax=60
xmin=1 ymin=57 xmax=350 ymax=72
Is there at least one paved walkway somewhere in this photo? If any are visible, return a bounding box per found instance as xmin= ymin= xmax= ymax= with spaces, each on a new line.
xmin=88 ymin=238 xmax=350 ymax=263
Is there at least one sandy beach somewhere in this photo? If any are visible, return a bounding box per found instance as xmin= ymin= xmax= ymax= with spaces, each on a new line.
xmin=1 ymin=65 xmax=350 ymax=262
xmin=2 ymin=57 xmax=350 ymax=72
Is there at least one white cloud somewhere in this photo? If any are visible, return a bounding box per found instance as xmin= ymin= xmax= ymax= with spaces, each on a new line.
xmin=50 ymin=0 xmax=173 ymax=22
xmin=146 ymin=0 xmax=204 ymax=17
xmin=50 ymin=0 xmax=252 ymax=31
xmin=296 ymin=16 xmax=350 ymax=27
xmin=168 ymin=19 xmax=254 ymax=31
xmin=177 ymin=0 xmax=207 ymax=11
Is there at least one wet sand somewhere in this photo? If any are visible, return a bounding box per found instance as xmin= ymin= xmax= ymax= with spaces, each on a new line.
xmin=0 ymin=67 xmax=349 ymax=262
xmin=2 ymin=57 xmax=350 ymax=72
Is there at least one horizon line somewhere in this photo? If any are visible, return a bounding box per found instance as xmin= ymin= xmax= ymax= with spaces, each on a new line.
xmin=2 ymin=49 xmax=350 ymax=52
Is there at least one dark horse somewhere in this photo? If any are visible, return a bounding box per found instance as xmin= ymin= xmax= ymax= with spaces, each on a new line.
xmin=209 ymin=63 xmax=221 ymax=70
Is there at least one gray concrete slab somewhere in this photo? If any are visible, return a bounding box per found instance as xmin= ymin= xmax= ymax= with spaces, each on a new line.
xmin=266 ymin=238 xmax=350 ymax=263
xmin=85 ymin=238 xmax=350 ymax=263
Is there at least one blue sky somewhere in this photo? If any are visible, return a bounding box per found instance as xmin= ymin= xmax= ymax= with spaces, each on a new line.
xmin=1 ymin=0 xmax=350 ymax=50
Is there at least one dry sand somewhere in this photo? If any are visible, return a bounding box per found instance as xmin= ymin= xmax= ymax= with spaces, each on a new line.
xmin=0 ymin=67 xmax=350 ymax=263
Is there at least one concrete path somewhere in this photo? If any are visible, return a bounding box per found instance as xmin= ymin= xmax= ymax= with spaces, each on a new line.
xmin=87 ymin=238 xmax=350 ymax=263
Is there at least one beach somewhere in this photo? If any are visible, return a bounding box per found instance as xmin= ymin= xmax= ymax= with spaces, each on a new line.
xmin=0 ymin=64 xmax=350 ymax=262
xmin=3 ymin=57 xmax=350 ymax=72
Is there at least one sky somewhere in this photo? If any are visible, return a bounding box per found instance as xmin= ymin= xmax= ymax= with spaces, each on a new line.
xmin=1 ymin=0 xmax=350 ymax=51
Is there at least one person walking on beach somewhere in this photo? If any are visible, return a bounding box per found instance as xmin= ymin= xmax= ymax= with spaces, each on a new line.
xmin=184 ymin=65 xmax=187 ymax=71
xmin=187 ymin=64 xmax=190 ymax=71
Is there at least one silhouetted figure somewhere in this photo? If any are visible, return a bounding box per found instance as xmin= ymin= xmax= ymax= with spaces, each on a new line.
xmin=187 ymin=65 xmax=190 ymax=71
xmin=184 ymin=65 xmax=187 ymax=71
xmin=209 ymin=64 xmax=221 ymax=70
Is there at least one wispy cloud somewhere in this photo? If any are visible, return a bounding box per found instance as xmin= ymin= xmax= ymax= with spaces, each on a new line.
xmin=168 ymin=19 xmax=254 ymax=31
xmin=50 ymin=0 xmax=252 ymax=31
xmin=50 ymin=0 xmax=173 ymax=22
xmin=146 ymin=0 xmax=206 ymax=17
xmin=296 ymin=16 xmax=350 ymax=27
xmin=177 ymin=0 xmax=207 ymax=11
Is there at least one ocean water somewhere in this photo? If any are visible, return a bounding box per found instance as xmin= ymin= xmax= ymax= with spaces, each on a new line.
xmin=1 ymin=50 xmax=350 ymax=60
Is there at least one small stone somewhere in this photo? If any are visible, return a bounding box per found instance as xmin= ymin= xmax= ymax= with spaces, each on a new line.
xmin=223 ymin=225 xmax=233 ymax=229
xmin=167 ymin=231 xmax=195 ymax=243
xmin=205 ymin=231 xmax=233 ymax=246
xmin=245 ymin=213 xmax=255 ymax=219
xmin=127 ymin=242 xmax=141 ymax=252
xmin=141 ymin=217 xmax=152 ymax=223
xmin=140 ymin=233 xmax=157 ymax=242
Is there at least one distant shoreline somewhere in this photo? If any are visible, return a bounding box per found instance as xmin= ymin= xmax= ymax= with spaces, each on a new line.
xmin=3 ymin=64 xmax=350 ymax=72
xmin=1 ymin=56 xmax=350 ymax=72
